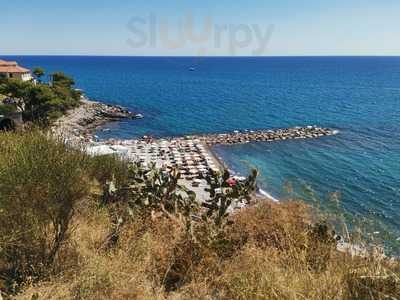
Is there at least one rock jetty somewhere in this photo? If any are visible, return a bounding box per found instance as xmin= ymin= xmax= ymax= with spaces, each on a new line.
xmin=185 ymin=126 xmax=337 ymax=146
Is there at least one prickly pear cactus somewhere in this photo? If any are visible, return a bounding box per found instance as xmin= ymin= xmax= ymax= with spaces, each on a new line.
xmin=203 ymin=168 xmax=258 ymax=227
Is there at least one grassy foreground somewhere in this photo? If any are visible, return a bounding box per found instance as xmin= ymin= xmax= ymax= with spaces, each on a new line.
xmin=0 ymin=131 xmax=399 ymax=299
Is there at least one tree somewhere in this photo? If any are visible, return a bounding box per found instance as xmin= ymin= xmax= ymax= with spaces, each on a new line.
xmin=33 ymin=67 xmax=45 ymax=82
xmin=51 ymin=72 xmax=81 ymax=108
xmin=0 ymin=79 xmax=31 ymax=112
xmin=0 ymin=70 xmax=81 ymax=124
xmin=52 ymin=72 xmax=75 ymax=88
xmin=26 ymin=85 xmax=59 ymax=122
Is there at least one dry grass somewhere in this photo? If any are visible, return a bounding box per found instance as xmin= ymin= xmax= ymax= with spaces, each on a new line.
xmin=11 ymin=200 xmax=400 ymax=300
xmin=2 ymin=131 xmax=399 ymax=299
xmin=15 ymin=203 xmax=166 ymax=300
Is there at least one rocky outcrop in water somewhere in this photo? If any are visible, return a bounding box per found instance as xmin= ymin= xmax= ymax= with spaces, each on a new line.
xmin=52 ymin=99 xmax=143 ymax=143
xmin=77 ymin=103 xmax=140 ymax=128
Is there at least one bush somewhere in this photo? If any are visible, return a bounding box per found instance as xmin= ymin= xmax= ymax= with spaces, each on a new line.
xmin=0 ymin=131 xmax=90 ymax=292
xmin=0 ymin=105 xmax=16 ymax=115
xmin=88 ymin=154 xmax=129 ymax=188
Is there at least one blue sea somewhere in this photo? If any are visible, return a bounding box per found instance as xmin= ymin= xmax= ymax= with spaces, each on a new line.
xmin=5 ymin=56 xmax=400 ymax=252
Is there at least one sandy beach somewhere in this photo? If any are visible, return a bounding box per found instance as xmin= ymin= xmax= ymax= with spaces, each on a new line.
xmin=86 ymin=137 xmax=226 ymax=202
xmin=53 ymin=97 xmax=337 ymax=204
xmin=52 ymin=98 xmax=229 ymax=202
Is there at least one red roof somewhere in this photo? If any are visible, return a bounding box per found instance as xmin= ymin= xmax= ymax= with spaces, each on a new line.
xmin=0 ymin=60 xmax=17 ymax=66
xmin=0 ymin=60 xmax=30 ymax=73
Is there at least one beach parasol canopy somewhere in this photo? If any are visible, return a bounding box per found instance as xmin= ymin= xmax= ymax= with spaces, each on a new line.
xmin=86 ymin=145 xmax=116 ymax=156
xmin=226 ymin=178 xmax=237 ymax=187
xmin=110 ymin=145 xmax=129 ymax=154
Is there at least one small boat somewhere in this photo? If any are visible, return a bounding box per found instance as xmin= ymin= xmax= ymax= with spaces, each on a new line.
xmin=134 ymin=113 xmax=144 ymax=119
xmin=189 ymin=67 xmax=196 ymax=71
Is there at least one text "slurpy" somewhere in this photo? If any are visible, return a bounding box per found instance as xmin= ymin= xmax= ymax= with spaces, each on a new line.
xmin=127 ymin=14 xmax=274 ymax=56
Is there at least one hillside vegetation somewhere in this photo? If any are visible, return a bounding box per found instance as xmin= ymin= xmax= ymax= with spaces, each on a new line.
xmin=0 ymin=70 xmax=81 ymax=125
xmin=0 ymin=131 xmax=399 ymax=299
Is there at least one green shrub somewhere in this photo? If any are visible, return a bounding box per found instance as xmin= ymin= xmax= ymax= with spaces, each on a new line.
xmin=0 ymin=105 xmax=16 ymax=115
xmin=0 ymin=131 xmax=90 ymax=292
xmin=88 ymin=154 xmax=129 ymax=188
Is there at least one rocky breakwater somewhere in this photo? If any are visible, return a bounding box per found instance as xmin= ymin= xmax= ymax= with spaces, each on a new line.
xmin=190 ymin=126 xmax=337 ymax=146
xmin=52 ymin=99 xmax=143 ymax=142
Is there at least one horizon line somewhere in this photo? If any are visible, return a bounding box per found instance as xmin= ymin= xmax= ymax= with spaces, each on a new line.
xmin=1 ymin=54 xmax=400 ymax=58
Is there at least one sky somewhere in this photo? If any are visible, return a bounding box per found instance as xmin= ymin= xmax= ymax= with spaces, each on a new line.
xmin=1 ymin=0 xmax=400 ymax=56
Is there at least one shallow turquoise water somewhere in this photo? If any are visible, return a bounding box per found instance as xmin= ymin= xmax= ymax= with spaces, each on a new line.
xmin=5 ymin=56 xmax=400 ymax=252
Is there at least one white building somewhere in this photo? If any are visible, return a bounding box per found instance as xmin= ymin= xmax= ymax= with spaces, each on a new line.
xmin=0 ymin=60 xmax=33 ymax=81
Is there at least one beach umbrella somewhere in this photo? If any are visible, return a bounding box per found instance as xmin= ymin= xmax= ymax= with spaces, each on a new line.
xmin=111 ymin=145 xmax=129 ymax=156
xmin=226 ymin=178 xmax=237 ymax=187
xmin=233 ymin=176 xmax=246 ymax=181
xmin=87 ymin=145 xmax=116 ymax=156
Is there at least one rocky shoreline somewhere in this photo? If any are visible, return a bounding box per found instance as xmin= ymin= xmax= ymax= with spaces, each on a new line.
xmin=179 ymin=126 xmax=338 ymax=146
xmin=52 ymin=97 xmax=142 ymax=142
